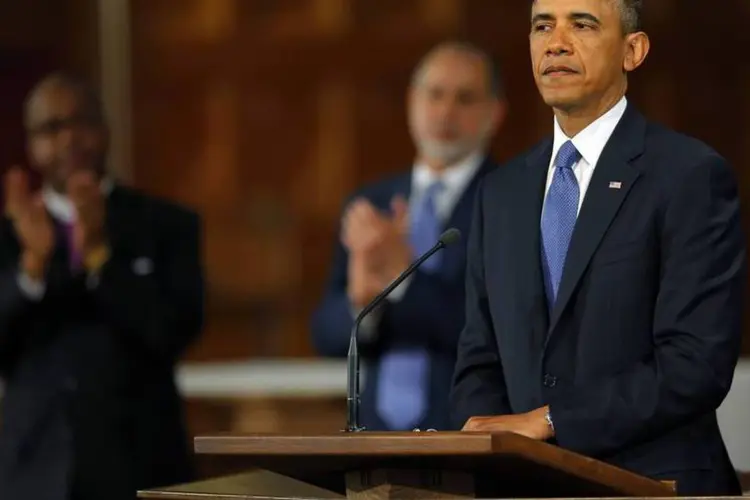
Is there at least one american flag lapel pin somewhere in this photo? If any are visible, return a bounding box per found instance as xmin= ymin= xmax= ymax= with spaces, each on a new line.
xmin=608 ymin=181 xmax=622 ymax=189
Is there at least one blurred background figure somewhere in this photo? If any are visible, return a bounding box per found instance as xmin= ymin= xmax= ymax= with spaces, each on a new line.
xmin=0 ymin=73 xmax=203 ymax=500
xmin=310 ymin=41 xmax=506 ymax=431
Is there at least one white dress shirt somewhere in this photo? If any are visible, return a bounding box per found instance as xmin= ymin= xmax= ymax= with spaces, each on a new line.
xmin=17 ymin=178 xmax=114 ymax=300
xmin=386 ymin=150 xmax=482 ymax=299
xmin=543 ymin=96 xmax=628 ymax=216
xmin=355 ymin=151 xmax=484 ymax=337
xmin=42 ymin=177 xmax=113 ymax=223
xmin=409 ymin=151 xmax=483 ymax=224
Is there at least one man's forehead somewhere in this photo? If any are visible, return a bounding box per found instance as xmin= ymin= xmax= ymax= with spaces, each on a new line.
xmin=427 ymin=49 xmax=484 ymax=71
xmin=420 ymin=52 xmax=487 ymax=87
xmin=531 ymin=0 xmax=616 ymax=16
xmin=26 ymin=85 xmax=89 ymax=124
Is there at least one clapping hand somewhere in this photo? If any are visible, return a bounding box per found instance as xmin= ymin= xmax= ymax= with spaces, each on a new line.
xmin=4 ymin=167 xmax=54 ymax=280
xmin=342 ymin=196 xmax=412 ymax=309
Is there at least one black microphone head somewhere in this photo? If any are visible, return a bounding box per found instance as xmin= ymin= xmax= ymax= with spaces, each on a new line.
xmin=439 ymin=228 xmax=461 ymax=246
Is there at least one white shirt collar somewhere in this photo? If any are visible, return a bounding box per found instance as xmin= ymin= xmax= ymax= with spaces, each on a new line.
xmin=42 ymin=177 xmax=114 ymax=223
xmin=550 ymin=96 xmax=628 ymax=169
xmin=410 ymin=151 xmax=484 ymax=221
xmin=412 ymin=150 xmax=483 ymax=194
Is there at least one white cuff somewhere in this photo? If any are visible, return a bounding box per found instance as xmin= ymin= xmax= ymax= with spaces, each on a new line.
xmin=17 ymin=271 xmax=46 ymax=301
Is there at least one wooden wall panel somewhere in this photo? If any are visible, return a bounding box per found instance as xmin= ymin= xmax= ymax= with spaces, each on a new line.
xmin=129 ymin=0 xmax=750 ymax=360
xmin=0 ymin=52 xmax=50 ymax=178
xmin=0 ymin=0 xmax=99 ymax=200
xmin=0 ymin=2 xmax=65 ymax=49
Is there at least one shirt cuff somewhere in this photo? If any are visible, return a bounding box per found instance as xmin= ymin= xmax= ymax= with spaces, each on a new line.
xmin=17 ymin=271 xmax=46 ymax=301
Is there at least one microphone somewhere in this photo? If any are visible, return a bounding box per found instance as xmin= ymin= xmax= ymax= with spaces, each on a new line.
xmin=344 ymin=227 xmax=462 ymax=432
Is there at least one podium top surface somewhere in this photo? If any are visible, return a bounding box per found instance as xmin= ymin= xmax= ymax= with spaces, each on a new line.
xmin=193 ymin=432 xmax=675 ymax=498
xmin=196 ymin=431 xmax=520 ymax=455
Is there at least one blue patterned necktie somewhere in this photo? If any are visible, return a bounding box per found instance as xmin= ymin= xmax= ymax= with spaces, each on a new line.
xmin=409 ymin=181 xmax=444 ymax=271
xmin=541 ymin=140 xmax=581 ymax=308
xmin=376 ymin=180 xmax=443 ymax=430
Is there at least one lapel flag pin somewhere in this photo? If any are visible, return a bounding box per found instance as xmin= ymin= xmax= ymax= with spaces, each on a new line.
xmin=608 ymin=181 xmax=622 ymax=189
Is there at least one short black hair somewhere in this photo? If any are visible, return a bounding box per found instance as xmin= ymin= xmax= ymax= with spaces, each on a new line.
xmin=530 ymin=0 xmax=643 ymax=34
xmin=411 ymin=40 xmax=505 ymax=99
xmin=23 ymin=71 xmax=105 ymax=130
xmin=619 ymin=0 xmax=643 ymax=33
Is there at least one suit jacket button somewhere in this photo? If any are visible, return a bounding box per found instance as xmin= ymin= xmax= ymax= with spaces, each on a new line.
xmin=543 ymin=374 xmax=557 ymax=388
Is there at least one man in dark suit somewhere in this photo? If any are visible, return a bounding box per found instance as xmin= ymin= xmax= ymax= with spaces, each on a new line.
xmin=312 ymin=42 xmax=506 ymax=431
xmin=450 ymin=0 xmax=745 ymax=495
xmin=0 ymin=73 xmax=203 ymax=499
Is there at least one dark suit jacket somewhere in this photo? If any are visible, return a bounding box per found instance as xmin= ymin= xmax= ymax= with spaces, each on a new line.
xmin=311 ymin=157 xmax=495 ymax=431
xmin=0 ymin=185 xmax=204 ymax=500
xmin=450 ymin=104 xmax=745 ymax=496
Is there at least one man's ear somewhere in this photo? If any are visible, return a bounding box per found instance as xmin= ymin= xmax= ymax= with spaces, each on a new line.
xmin=623 ymin=31 xmax=650 ymax=72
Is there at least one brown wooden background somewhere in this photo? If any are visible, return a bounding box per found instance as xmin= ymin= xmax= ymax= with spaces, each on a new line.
xmin=1 ymin=0 xmax=749 ymax=360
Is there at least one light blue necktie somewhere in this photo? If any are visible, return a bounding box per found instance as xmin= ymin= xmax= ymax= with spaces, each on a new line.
xmin=376 ymin=181 xmax=443 ymax=430
xmin=541 ymin=140 xmax=580 ymax=308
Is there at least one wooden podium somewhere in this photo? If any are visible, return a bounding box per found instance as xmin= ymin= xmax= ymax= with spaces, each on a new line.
xmin=138 ymin=431 xmax=677 ymax=499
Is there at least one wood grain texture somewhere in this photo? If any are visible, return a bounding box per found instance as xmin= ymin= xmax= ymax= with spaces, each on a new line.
xmin=3 ymin=1 xmax=750 ymax=363
xmin=185 ymin=397 xmax=346 ymax=436
xmin=126 ymin=0 xmax=551 ymax=361
xmin=345 ymin=469 xmax=473 ymax=500
xmin=191 ymin=432 xmax=675 ymax=498
xmin=125 ymin=0 xmax=750 ymax=362
xmin=0 ymin=0 xmax=99 ymax=200
xmin=740 ymin=470 xmax=750 ymax=493
xmin=137 ymin=470 xmax=342 ymax=499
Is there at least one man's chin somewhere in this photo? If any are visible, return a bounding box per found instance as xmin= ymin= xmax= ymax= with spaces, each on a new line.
xmin=50 ymin=177 xmax=69 ymax=194
xmin=540 ymin=90 xmax=585 ymax=112
xmin=419 ymin=142 xmax=472 ymax=167
xmin=60 ymin=164 xmax=102 ymax=178
xmin=52 ymin=165 xmax=101 ymax=192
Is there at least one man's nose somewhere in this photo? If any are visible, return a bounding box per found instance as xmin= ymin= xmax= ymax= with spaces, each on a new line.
xmin=56 ymin=127 xmax=76 ymax=147
xmin=434 ymin=96 xmax=460 ymax=122
xmin=545 ymin=28 xmax=572 ymax=55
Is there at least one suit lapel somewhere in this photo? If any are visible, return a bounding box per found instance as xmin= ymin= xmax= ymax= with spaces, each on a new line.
xmin=519 ymin=141 xmax=555 ymax=339
xmin=441 ymin=157 xmax=496 ymax=278
xmin=0 ymin=217 xmax=21 ymax=255
xmin=547 ymin=105 xmax=647 ymax=335
xmin=104 ymin=185 xmax=137 ymax=254
xmin=104 ymin=185 xmax=153 ymax=273
xmin=445 ymin=157 xmax=495 ymax=230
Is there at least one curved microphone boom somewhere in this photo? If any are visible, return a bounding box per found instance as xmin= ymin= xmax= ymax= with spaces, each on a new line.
xmin=344 ymin=227 xmax=462 ymax=432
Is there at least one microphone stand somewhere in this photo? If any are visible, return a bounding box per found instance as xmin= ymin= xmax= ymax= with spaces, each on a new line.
xmin=343 ymin=228 xmax=461 ymax=432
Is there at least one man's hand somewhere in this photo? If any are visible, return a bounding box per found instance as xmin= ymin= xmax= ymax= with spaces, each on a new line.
xmin=379 ymin=195 xmax=412 ymax=283
xmin=347 ymin=252 xmax=387 ymax=310
xmin=462 ymin=406 xmax=553 ymax=441
xmin=4 ymin=167 xmax=54 ymax=280
xmin=67 ymin=170 xmax=107 ymax=257
xmin=342 ymin=196 xmax=413 ymax=309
